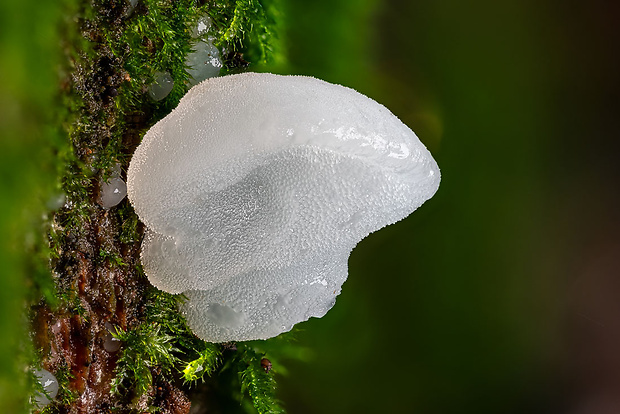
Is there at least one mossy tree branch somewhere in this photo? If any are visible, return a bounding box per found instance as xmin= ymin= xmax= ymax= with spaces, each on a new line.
xmin=30 ymin=0 xmax=289 ymax=413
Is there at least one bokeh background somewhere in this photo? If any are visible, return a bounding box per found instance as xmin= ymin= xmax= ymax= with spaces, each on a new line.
xmin=2 ymin=0 xmax=619 ymax=413
xmin=278 ymin=1 xmax=620 ymax=413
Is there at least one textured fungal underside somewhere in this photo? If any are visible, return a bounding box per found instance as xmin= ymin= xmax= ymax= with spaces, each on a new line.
xmin=128 ymin=73 xmax=440 ymax=342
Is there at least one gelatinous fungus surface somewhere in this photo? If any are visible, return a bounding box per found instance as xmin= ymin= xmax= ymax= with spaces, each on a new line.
xmin=128 ymin=72 xmax=440 ymax=342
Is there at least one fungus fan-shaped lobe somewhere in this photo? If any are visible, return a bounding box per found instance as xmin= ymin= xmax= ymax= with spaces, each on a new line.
xmin=127 ymin=72 xmax=440 ymax=342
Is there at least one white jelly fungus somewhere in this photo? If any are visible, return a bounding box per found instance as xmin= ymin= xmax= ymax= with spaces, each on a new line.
xmin=34 ymin=369 xmax=59 ymax=408
xmin=191 ymin=14 xmax=213 ymax=38
xmin=97 ymin=163 xmax=127 ymax=209
xmin=148 ymin=71 xmax=174 ymax=101
xmin=185 ymin=15 xmax=222 ymax=86
xmin=127 ymin=72 xmax=440 ymax=342
xmin=185 ymin=40 xmax=222 ymax=85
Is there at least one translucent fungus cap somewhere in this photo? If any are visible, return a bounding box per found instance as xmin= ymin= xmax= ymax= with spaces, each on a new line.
xmin=127 ymin=72 xmax=440 ymax=342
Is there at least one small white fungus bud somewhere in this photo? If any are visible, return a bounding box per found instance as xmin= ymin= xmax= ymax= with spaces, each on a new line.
xmin=148 ymin=71 xmax=174 ymax=102
xmin=97 ymin=163 xmax=127 ymax=209
xmin=33 ymin=369 xmax=59 ymax=408
xmin=186 ymin=41 xmax=222 ymax=86
xmin=191 ymin=14 xmax=213 ymax=39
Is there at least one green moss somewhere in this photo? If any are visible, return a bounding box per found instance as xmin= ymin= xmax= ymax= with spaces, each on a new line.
xmin=182 ymin=342 xmax=222 ymax=384
xmin=111 ymin=287 xmax=292 ymax=412
xmin=207 ymin=0 xmax=287 ymax=71
xmin=111 ymin=323 xmax=180 ymax=397
xmin=118 ymin=203 xmax=140 ymax=245
xmin=111 ymin=289 xmax=221 ymax=398
xmin=98 ymin=248 xmax=128 ymax=268
xmin=237 ymin=346 xmax=285 ymax=414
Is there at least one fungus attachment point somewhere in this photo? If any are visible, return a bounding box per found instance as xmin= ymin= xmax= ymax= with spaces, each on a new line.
xmin=128 ymin=73 xmax=440 ymax=342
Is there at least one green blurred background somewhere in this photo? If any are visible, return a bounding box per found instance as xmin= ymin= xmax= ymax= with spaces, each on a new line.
xmin=279 ymin=0 xmax=620 ymax=413
xmin=0 ymin=0 xmax=63 ymax=411
xmin=2 ymin=0 xmax=619 ymax=413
